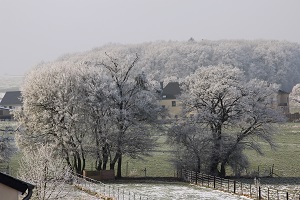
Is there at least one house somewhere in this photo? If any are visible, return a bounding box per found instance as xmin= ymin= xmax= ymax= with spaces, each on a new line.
xmin=0 ymin=91 xmax=22 ymax=109
xmin=276 ymin=90 xmax=290 ymax=114
xmin=159 ymin=82 xmax=182 ymax=118
xmin=0 ymin=91 xmax=22 ymax=120
xmin=0 ymin=107 xmax=13 ymax=120
xmin=159 ymin=82 xmax=290 ymax=118
xmin=0 ymin=172 xmax=34 ymax=200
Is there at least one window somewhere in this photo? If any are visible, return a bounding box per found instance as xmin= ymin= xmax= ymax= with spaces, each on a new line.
xmin=172 ymin=101 xmax=176 ymax=107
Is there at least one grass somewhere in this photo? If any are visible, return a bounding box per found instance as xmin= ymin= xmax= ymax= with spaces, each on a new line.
xmin=121 ymin=134 xmax=177 ymax=178
xmin=2 ymin=121 xmax=300 ymax=180
xmin=245 ymin=123 xmax=300 ymax=177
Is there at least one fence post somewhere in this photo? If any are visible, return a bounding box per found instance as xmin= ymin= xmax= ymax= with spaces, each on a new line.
xmin=213 ymin=176 xmax=216 ymax=189
xmin=241 ymin=182 xmax=243 ymax=195
xmin=250 ymin=184 xmax=252 ymax=198
xmin=208 ymin=175 xmax=210 ymax=187
xmin=286 ymin=192 xmax=288 ymax=200
xmin=234 ymin=180 xmax=236 ymax=194
xmin=221 ymin=178 xmax=223 ymax=189
xmin=195 ymin=172 xmax=198 ymax=185
xmin=267 ymin=188 xmax=269 ymax=200
xmin=259 ymin=186 xmax=261 ymax=200
xmin=228 ymin=179 xmax=230 ymax=192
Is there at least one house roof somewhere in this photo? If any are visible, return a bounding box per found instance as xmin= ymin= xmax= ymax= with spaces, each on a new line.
xmin=278 ymin=89 xmax=290 ymax=94
xmin=162 ymin=82 xmax=182 ymax=99
xmin=0 ymin=172 xmax=34 ymax=194
xmin=0 ymin=91 xmax=22 ymax=105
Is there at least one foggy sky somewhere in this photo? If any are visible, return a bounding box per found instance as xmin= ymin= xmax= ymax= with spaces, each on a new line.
xmin=1 ymin=0 xmax=300 ymax=75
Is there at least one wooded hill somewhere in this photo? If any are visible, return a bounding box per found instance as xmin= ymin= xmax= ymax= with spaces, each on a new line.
xmin=55 ymin=39 xmax=300 ymax=92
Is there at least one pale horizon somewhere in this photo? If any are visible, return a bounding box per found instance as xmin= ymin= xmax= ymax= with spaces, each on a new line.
xmin=1 ymin=0 xmax=300 ymax=76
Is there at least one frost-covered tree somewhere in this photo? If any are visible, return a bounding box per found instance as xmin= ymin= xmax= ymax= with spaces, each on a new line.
xmin=0 ymin=122 xmax=18 ymax=163
xmin=16 ymin=52 xmax=164 ymax=178
xmin=90 ymin=53 xmax=164 ymax=178
xmin=167 ymin=119 xmax=211 ymax=172
xmin=289 ymin=83 xmax=300 ymax=113
xmin=18 ymin=144 xmax=71 ymax=200
xmin=170 ymin=65 xmax=284 ymax=177
xmin=290 ymin=84 xmax=300 ymax=103
xmin=15 ymin=63 xmax=91 ymax=174
xmin=0 ymin=134 xmax=15 ymax=163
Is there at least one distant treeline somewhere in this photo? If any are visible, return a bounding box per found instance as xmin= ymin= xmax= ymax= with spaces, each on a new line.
xmin=52 ymin=40 xmax=300 ymax=92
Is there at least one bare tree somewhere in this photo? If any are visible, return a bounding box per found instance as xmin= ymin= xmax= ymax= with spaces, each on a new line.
xmin=18 ymin=144 xmax=71 ymax=200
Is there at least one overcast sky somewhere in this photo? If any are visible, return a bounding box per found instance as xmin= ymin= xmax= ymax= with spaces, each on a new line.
xmin=1 ymin=0 xmax=300 ymax=76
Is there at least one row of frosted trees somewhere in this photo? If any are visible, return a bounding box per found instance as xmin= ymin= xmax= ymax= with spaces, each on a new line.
xmin=16 ymin=54 xmax=165 ymax=179
xmin=16 ymin=59 xmax=284 ymax=180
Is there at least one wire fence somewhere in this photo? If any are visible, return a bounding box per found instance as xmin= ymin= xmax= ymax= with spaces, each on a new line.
xmin=179 ymin=169 xmax=300 ymax=200
xmin=70 ymin=172 xmax=152 ymax=200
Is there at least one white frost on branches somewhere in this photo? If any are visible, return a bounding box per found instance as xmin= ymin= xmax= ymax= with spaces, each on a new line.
xmin=169 ymin=65 xmax=285 ymax=177
xmin=18 ymin=144 xmax=71 ymax=200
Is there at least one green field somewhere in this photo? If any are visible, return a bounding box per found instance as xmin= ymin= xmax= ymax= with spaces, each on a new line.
xmin=246 ymin=123 xmax=300 ymax=177
xmin=2 ymin=122 xmax=300 ymax=178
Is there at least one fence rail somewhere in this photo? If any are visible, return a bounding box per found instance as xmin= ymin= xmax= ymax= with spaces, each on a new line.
xmin=179 ymin=169 xmax=300 ymax=200
xmin=71 ymin=172 xmax=151 ymax=200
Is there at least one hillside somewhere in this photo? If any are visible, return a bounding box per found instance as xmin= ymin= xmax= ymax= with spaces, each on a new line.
xmin=0 ymin=75 xmax=23 ymax=92
xmin=53 ymin=40 xmax=300 ymax=92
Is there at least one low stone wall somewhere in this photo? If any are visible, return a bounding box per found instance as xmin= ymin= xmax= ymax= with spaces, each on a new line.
xmin=83 ymin=170 xmax=115 ymax=181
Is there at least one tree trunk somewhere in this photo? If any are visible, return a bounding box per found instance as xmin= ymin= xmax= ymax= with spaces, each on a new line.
xmin=102 ymin=143 xmax=109 ymax=170
xmin=116 ymin=154 xmax=122 ymax=179
xmin=95 ymin=131 xmax=102 ymax=171
xmin=110 ymin=162 xmax=115 ymax=170
xmin=220 ymin=161 xmax=226 ymax=178
xmin=197 ymin=157 xmax=201 ymax=172
xmin=209 ymin=159 xmax=219 ymax=176
xmin=110 ymin=151 xmax=120 ymax=171
xmin=209 ymin=126 xmax=222 ymax=176
xmin=95 ymin=157 xmax=102 ymax=171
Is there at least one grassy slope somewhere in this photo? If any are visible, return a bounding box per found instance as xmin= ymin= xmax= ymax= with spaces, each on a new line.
xmin=246 ymin=123 xmax=300 ymax=177
xmin=121 ymin=122 xmax=300 ymax=178
xmin=2 ymin=122 xmax=300 ymax=178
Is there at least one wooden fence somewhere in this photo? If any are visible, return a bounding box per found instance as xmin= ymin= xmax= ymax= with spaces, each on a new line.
xmin=179 ymin=169 xmax=300 ymax=200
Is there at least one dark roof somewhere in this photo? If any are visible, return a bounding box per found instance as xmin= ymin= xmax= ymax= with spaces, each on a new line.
xmin=0 ymin=91 xmax=22 ymax=105
xmin=278 ymin=90 xmax=290 ymax=94
xmin=162 ymin=82 xmax=182 ymax=99
xmin=0 ymin=172 xmax=34 ymax=194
